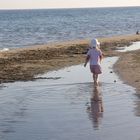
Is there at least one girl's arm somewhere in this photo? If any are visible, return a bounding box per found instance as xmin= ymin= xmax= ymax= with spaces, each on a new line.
xmin=99 ymin=54 xmax=103 ymax=63
xmin=99 ymin=50 xmax=103 ymax=63
xmin=84 ymin=55 xmax=90 ymax=67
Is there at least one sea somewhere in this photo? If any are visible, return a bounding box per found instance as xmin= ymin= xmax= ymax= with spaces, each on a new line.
xmin=0 ymin=7 xmax=140 ymax=49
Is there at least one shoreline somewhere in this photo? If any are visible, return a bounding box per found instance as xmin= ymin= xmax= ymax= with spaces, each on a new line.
xmin=0 ymin=34 xmax=140 ymax=94
xmin=114 ymin=50 xmax=140 ymax=94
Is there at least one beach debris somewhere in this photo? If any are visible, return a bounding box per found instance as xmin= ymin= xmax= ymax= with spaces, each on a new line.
xmin=86 ymin=102 xmax=91 ymax=111
xmin=85 ymin=102 xmax=90 ymax=106
xmin=135 ymin=80 xmax=139 ymax=82
xmin=86 ymin=106 xmax=91 ymax=111
xmin=35 ymin=77 xmax=61 ymax=80
xmin=136 ymin=30 xmax=139 ymax=35
xmin=114 ymin=80 xmax=117 ymax=83
xmin=110 ymin=71 xmax=113 ymax=73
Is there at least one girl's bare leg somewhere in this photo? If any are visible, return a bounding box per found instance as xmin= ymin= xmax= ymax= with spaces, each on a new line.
xmin=96 ymin=74 xmax=98 ymax=83
xmin=93 ymin=74 xmax=96 ymax=84
xmin=94 ymin=74 xmax=99 ymax=86
xmin=93 ymin=74 xmax=98 ymax=86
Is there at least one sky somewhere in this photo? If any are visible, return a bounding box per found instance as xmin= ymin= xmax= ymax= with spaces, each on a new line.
xmin=0 ymin=0 xmax=140 ymax=9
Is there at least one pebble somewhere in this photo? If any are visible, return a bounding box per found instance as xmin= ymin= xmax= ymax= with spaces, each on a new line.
xmin=114 ymin=80 xmax=117 ymax=83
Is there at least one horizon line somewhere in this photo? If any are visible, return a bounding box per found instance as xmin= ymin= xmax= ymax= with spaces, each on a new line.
xmin=0 ymin=5 xmax=140 ymax=10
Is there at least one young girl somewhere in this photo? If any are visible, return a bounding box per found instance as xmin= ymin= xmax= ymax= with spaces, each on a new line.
xmin=84 ymin=38 xmax=103 ymax=86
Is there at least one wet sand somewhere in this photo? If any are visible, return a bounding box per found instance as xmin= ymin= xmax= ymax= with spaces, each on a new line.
xmin=0 ymin=57 xmax=140 ymax=140
xmin=0 ymin=34 xmax=140 ymax=88
xmin=114 ymin=49 xmax=140 ymax=94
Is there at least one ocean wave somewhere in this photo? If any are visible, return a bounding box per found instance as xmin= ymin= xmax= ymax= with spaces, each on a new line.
xmin=0 ymin=48 xmax=9 ymax=52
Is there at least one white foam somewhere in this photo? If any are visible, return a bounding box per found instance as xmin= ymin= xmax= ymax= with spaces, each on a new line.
xmin=0 ymin=48 xmax=9 ymax=52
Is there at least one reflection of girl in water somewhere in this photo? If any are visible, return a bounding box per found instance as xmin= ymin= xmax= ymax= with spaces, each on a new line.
xmin=87 ymin=86 xmax=104 ymax=129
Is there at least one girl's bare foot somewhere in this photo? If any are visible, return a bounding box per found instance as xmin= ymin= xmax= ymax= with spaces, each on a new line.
xmin=94 ymin=81 xmax=99 ymax=86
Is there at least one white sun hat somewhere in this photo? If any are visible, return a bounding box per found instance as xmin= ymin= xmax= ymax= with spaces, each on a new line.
xmin=90 ymin=38 xmax=100 ymax=48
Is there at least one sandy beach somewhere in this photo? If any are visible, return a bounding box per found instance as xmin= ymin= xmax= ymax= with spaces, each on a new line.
xmin=114 ymin=49 xmax=140 ymax=94
xmin=0 ymin=34 xmax=140 ymax=93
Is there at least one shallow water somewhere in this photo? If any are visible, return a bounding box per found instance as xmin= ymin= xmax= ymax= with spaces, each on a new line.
xmin=0 ymin=57 xmax=140 ymax=140
xmin=116 ymin=41 xmax=140 ymax=52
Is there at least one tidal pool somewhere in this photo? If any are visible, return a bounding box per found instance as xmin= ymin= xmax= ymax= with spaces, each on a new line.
xmin=0 ymin=57 xmax=140 ymax=140
xmin=116 ymin=41 xmax=140 ymax=52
